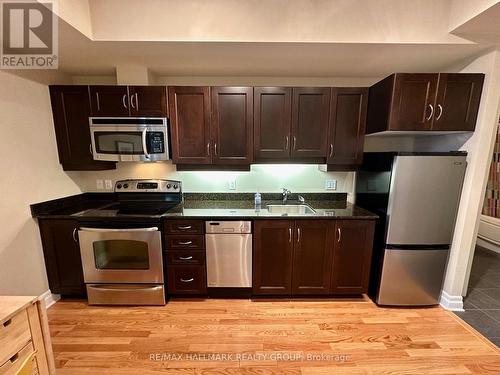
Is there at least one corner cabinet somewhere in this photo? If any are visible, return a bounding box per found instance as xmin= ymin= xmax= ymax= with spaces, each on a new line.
xmin=253 ymin=219 xmax=375 ymax=296
xmin=38 ymin=219 xmax=86 ymax=296
xmin=169 ymin=86 xmax=253 ymax=167
xmin=49 ymin=85 xmax=116 ymax=171
xmin=366 ymin=73 xmax=484 ymax=134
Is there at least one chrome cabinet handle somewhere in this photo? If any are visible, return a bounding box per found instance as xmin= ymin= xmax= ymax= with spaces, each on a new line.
xmin=180 ymin=278 xmax=194 ymax=283
xmin=289 ymin=228 xmax=292 ymax=243
xmin=95 ymin=92 xmax=100 ymax=111
xmin=207 ymin=143 xmax=211 ymax=156
xmin=293 ymin=136 xmax=297 ymax=150
xmin=337 ymin=228 xmax=341 ymax=243
xmin=436 ymin=104 xmax=443 ymax=121
xmin=130 ymin=93 xmax=136 ymax=109
xmin=297 ymin=228 xmax=301 ymax=243
xmin=214 ymin=143 xmax=218 ymax=156
xmin=72 ymin=228 xmax=78 ymax=242
xmin=142 ymin=129 xmax=150 ymax=159
xmin=130 ymin=93 xmax=139 ymax=110
xmin=285 ymin=136 xmax=289 ymax=150
xmin=178 ymin=225 xmax=192 ymax=230
xmin=329 ymin=144 xmax=334 ymax=157
xmin=425 ymin=104 xmax=434 ymax=121
xmin=178 ymin=240 xmax=193 ymax=245
xmin=179 ymin=256 xmax=193 ymax=260
xmin=135 ymin=93 xmax=139 ymax=110
xmin=122 ymin=94 xmax=128 ymax=109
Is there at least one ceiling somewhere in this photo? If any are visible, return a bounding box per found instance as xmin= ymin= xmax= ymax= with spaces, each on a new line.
xmin=41 ymin=0 xmax=500 ymax=78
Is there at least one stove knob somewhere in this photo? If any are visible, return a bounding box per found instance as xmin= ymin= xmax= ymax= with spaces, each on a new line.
xmin=123 ymin=183 xmax=129 ymax=189
xmin=116 ymin=184 xmax=122 ymax=189
xmin=167 ymin=184 xmax=171 ymax=189
xmin=173 ymin=184 xmax=178 ymax=190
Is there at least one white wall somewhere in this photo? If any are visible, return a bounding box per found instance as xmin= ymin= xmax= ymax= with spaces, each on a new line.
xmin=440 ymin=49 xmax=500 ymax=303
xmin=0 ymin=71 xmax=82 ymax=296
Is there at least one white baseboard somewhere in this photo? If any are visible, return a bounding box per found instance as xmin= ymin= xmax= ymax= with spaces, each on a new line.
xmin=477 ymin=237 xmax=500 ymax=254
xmin=40 ymin=290 xmax=60 ymax=309
xmin=440 ymin=291 xmax=464 ymax=311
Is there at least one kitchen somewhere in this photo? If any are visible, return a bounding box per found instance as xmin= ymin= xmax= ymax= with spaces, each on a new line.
xmin=1 ymin=1 xmax=500 ymax=374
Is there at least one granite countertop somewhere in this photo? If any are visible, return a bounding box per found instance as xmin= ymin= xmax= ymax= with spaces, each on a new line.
xmin=31 ymin=192 xmax=378 ymax=220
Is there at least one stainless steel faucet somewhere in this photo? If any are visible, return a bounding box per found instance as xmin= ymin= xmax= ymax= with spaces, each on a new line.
xmin=298 ymin=195 xmax=305 ymax=204
xmin=282 ymin=188 xmax=291 ymax=203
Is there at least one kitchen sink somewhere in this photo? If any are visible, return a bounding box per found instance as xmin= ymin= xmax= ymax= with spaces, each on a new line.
xmin=267 ymin=204 xmax=316 ymax=215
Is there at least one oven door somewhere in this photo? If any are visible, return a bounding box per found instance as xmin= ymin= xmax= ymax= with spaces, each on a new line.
xmin=78 ymin=227 xmax=163 ymax=284
xmin=89 ymin=119 xmax=169 ymax=162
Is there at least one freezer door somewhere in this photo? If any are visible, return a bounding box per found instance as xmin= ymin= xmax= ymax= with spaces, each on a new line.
xmin=386 ymin=155 xmax=466 ymax=245
xmin=377 ymin=247 xmax=449 ymax=306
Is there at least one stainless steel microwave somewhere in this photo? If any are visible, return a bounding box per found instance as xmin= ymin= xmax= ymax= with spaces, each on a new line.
xmin=89 ymin=117 xmax=169 ymax=162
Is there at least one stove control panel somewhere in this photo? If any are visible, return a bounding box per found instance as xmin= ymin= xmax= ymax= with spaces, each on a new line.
xmin=115 ymin=179 xmax=182 ymax=193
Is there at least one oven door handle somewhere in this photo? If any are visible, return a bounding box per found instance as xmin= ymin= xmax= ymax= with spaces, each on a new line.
xmin=79 ymin=227 xmax=159 ymax=232
xmin=142 ymin=129 xmax=151 ymax=159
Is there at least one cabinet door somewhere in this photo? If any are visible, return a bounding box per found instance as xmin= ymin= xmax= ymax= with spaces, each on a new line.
xmin=389 ymin=73 xmax=438 ymax=131
xmin=38 ymin=219 xmax=86 ymax=296
xmin=129 ymin=86 xmax=168 ymax=117
xmin=291 ymin=87 xmax=330 ymax=158
xmin=168 ymin=86 xmax=212 ymax=164
xmin=90 ymin=86 xmax=130 ymax=117
xmin=211 ymin=87 xmax=253 ymax=164
xmin=331 ymin=220 xmax=375 ymax=295
xmin=327 ymin=88 xmax=368 ymax=166
xmin=433 ymin=73 xmax=484 ymax=132
xmin=292 ymin=220 xmax=335 ymax=295
xmin=49 ymin=86 xmax=115 ymax=171
xmin=253 ymin=220 xmax=293 ymax=295
xmin=254 ymin=87 xmax=292 ymax=160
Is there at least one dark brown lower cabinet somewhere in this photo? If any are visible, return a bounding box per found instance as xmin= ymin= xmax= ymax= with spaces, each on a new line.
xmin=253 ymin=219 xmax=375 ymax=296
xmin=253 ymin=220 xmax=293 ymax=295
xmin=166 ymin=265 xmax=207 ymax=295
xmin=331 ymin=220 xmax=375 ymax=295
xmin=292 ymin=220 xmax=335 ymax=295
xmin=38 ymin=219 xmax=86 ymax=296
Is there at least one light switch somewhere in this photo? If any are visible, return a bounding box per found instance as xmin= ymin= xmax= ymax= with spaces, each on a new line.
xmin=105 ymin=179 xmax=113 ymax=190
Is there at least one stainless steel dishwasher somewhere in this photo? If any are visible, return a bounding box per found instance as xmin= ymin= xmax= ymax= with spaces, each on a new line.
xmin=206 ymin=221 xmax=252 ymax=288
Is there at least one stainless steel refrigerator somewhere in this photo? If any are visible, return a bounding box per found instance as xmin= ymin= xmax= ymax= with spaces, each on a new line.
xmin=356 ymin=152 xmax=467 ymax=306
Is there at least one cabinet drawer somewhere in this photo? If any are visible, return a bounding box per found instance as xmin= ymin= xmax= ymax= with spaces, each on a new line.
xmin=166 ymin=251 xmax=206 ymax=265
xmin=165 ymin=235 xmax=205 ymax=250
xmin=165 ymin=220 xmax=204 ymax=234
xmin=0 ymin=310 xmax=31 ymax=366
xmin=167 ymin=266 xmax=207 ymax=295
xmin=0 ymin=341 xmax=35 ymax=375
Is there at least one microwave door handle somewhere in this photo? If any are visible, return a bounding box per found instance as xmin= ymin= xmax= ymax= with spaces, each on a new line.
xmin=79 ymin=227 xmax=159 ymax=232
xmin=142 ymin=129 xmax=151 ymax=159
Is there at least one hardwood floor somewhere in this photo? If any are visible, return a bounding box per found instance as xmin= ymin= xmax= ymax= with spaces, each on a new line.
xmin=48 ymin=297 xmax=500 ymax=374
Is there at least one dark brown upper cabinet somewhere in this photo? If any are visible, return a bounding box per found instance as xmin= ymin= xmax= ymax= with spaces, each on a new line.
xmin=49 ymin=85 xmax=115 ymax=171
xmin=327 ymin=88 xmax=368 ymax=167
xmin=291 ymin=87 xmax=330 ymax=158
xmin=432 ymin=73 xmax=484 ymax=132
xmin=128 ymin=86 xmax=168 ymax=117
xmin=90 ymin=85 xmax=167 ymax=117
xmin=331 ymin=220 xmax=375 ymax=295
xmin=38 ymin=219 xmax=86 ymax=296
xmin=253 ymin=87 xmax=330 ymax=162
xmin=253 ymin=87 xmax=292 ymax=160
xmin=211 ymin=87 xmax=253 ymax=165
xmin=253 ymin=220 xmax=294 ymax=295
xmin=291 ymin=220 xmax=335 ymax=295
xmin=168 ymin=86 xmax=212 ymax=164
xmin=366 ymin=73 xmax=484 ymax=134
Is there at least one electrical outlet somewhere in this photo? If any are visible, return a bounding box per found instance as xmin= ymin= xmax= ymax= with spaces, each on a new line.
xmin=325 ymin=179 xmax=337 ymax=190
xmin=96 ymin=179 xmax=104 ymax=190
xmin=105 ymin=179 xmax=113 ymax=190
xmin=228 ymin=179 xmax=236 ymax=190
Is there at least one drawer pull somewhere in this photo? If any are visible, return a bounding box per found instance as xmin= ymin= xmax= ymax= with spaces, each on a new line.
xmin=3 ymin=318 xmax=12 ymax=327
xmin=179 ymin=256 xmax=193 ymax=260
xmin=180 ymin=278 xmax=194 ymax=283
xmin=9 ymin=353 xmax=19 ymax=363
xmin=177 ymin=225 xmax=192 ymax=230
xmin=178 ymin=240 xmax=193 ymax=245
